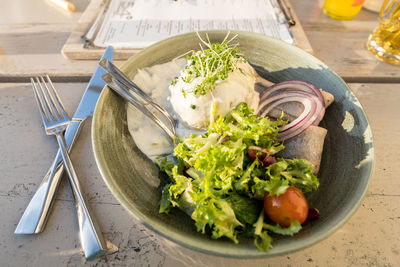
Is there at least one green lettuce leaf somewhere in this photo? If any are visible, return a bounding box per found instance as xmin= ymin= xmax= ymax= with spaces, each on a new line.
xmin=208 ymin=102 xmax=286 ymax=152
xmin=266 ymin=158 xmax=319 ymax=194
xmin=263 ymin=220 xmax=302 ymax=236
xmin=251 ymin=176 xmax=289 ymax=199
xmin=226 ymin=193 xmax=262 ymax=225
xmin=192 ymin=197 xmax=242 ymax=243
xmin=159 ymin=184 xmax=173 ymax=214
xmin=254 ymin=231 xmax=273 ymax=252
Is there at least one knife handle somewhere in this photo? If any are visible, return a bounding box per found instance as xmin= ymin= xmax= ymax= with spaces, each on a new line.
xmin=15 ymin=120 xmax=84 ymax=234
xmin=56 ymin=133 xmax=107 ymax=260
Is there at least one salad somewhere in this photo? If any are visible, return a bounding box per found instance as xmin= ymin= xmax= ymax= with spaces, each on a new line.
xmin=157 ymin=103 xmax=319 ymax=251
xmin=152 ymin=34 xmax=329 ymax=252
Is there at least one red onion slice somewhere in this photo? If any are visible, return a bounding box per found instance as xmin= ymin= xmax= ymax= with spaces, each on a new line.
xmin=257 ymin=80 xmax=325 ymax=140
xmin=260 ymin=80 xmax=325 ymax=108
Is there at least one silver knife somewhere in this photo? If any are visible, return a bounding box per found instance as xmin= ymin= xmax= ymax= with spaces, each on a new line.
xmin=15 ymin=46 xmax=114 ymax=234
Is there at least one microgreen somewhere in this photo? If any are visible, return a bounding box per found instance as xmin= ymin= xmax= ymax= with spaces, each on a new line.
xmin=180 ymin=33 xmax=244 ymax=97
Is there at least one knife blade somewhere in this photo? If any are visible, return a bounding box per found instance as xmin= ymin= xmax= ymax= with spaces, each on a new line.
xmin=15 ymin=46 xmax=114 ymax=234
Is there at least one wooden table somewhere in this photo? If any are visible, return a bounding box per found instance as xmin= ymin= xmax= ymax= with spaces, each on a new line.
xmin=1 ymin=0 xmax=399 ymax=266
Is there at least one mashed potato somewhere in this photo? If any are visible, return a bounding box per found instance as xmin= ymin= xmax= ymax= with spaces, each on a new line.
xmin=169 ymin=60 xmax=259 ymax=129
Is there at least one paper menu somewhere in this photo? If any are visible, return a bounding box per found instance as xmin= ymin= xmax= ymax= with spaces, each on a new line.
xmin=89 ymin=0 xmax=294 ymax=49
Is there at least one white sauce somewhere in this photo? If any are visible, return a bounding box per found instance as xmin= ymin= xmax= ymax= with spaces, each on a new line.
xmin=127 ymin=59 xmax=259 ymax=160
xmin=127 ymin=58 xmax=198 ymax=159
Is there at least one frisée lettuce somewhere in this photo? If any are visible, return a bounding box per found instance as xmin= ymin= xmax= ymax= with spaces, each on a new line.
xmin=156 ymin=102 xmax=319 ymax=252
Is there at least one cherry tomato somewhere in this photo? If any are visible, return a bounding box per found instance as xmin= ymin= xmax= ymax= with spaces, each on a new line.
xmin=264 ymin=186 xmax=309 ymax=227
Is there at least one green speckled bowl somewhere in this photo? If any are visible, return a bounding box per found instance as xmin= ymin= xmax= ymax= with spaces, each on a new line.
xmin=92 ymin=31 xmax=374 ymax=258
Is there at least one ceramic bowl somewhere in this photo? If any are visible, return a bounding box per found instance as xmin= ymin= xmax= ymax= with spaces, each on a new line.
xmin=92 ymin=30 xmax=373 ymax=258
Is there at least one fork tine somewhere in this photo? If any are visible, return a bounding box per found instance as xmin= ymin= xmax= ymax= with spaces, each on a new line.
xmin=31 ymin=77 xmax=52 ymax=123
xmin=39 ymin=76 xmax=58 ymax=121
xmin=46 ymin=75 xmax=67 ymax=117
xmin=40 ymin=76 xmax=62 ymax=121
xmin=41 ymin=75 xmax=68 ymax=121
xmin=37 ymin=76 xmax=58 ymax=123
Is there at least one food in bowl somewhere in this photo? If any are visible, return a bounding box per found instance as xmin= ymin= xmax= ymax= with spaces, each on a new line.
xmin=126 ymin=33 xmax=334 ymax=252
xmin=169 ymin=37 xmax=259 ymax=129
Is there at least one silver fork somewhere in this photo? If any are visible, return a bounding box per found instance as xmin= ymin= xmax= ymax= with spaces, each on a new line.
xmin=31 ymin=75 xmax=107 ymax=260
xmin=99 ymin=59 xmax=177 ymax=141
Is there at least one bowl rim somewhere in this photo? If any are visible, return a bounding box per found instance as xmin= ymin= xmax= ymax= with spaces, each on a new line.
xmin=92 ymin=30 xmax=374 ymax=258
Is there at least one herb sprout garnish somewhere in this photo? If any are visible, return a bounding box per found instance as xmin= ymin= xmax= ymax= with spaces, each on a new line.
xmin=180 ymin=33 xmax=245 ymax=97
xmin=170 ymin=77 xmax=178 ymax=86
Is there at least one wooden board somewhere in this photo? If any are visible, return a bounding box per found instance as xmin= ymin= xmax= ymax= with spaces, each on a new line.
xmin=61 ymin=0 xmax=313 ymax=60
